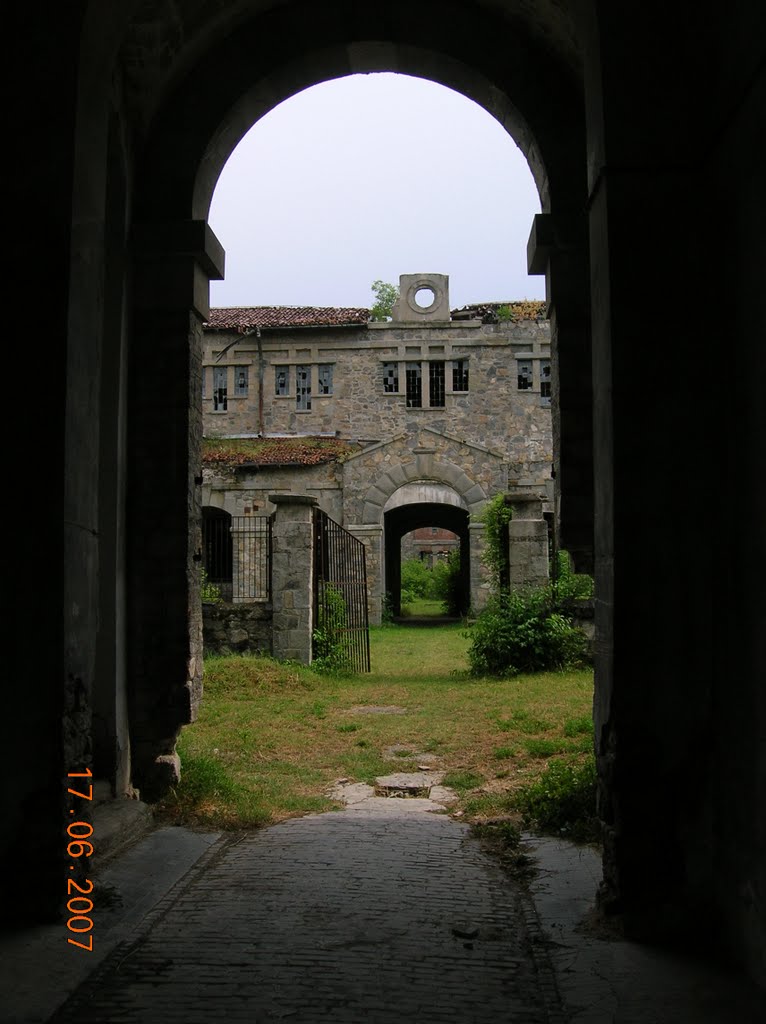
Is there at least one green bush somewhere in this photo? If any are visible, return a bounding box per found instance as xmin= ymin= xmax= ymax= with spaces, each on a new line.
xmin=465 ymin=589 xmax=588 ymax=676
xmin=312 ymin=584 xmax=351 ymax=673
xmin=431 ymin=550 xmax=464 ymax=616
xmin=400 ymin=558 xmax=433 ymax=604
xmin=200 ymin=566 xmax=223 ymax=603
xmin=513 ymin=755 xmax=599 ymax=843
xmin=552 ymin=550 xmax=594 ymax=603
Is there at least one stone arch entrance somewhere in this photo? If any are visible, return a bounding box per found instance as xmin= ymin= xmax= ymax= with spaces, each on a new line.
xmin=384 ymin=494 xmax=471 ymax=617
xmin=14 ymin=1 xmax=763 ymax=984
xmin=358 ymin=467 xmax=490 ymax=622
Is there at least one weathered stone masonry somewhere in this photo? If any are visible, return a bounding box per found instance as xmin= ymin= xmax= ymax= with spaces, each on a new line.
xmin=202 ymin=275 xmax=553 ymax=622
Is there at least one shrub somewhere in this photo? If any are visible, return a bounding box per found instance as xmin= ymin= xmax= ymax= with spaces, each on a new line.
xmin=400 ymin=558 xmax=433 ymax=604
xmin=513 ymin=755 xmax=599 ymax=843
xmin=200 ymin=566 xmax=223 ymax=603
xmin=552 ymin=550 xmax=594 ymax=603
xmin=312 ymin=584 xmax=351 ymax=673
xmin=475 ymin=494 xmax=514 ymax=588
xmin=431 ymin=549 xmax=464 ymax=616
xmin=465 ymin=589 xmax=588 ymax=676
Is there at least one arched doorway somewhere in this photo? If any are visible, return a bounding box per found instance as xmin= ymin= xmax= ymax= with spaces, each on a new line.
xmin=385 ymin=502 xmax=470 ymax=617
xmin=42 ymin=0 xmax=766 ymax=985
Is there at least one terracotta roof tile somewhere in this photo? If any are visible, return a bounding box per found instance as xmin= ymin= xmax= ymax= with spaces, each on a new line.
xmin=202 ymin=436 xmax=361 ymax=469
xmin=204 ymin=306 xmax=370 ymax=330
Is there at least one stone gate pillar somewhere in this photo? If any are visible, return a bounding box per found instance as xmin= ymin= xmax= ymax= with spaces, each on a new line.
xmin=347 ymin=524 xmax=383 ymax=625
xmin=506 ymin=491 xmax=549 ymax=590
xmin=269 ymin=494 xmax=317 ymax=664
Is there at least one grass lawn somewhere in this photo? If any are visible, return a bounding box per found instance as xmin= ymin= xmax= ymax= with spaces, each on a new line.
xmin=156 ymin=623 xmax=594 ymax=832
xmin=398 ymin=598 xmax=451 ymax=617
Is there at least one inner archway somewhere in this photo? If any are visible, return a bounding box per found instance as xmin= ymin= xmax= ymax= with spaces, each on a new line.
xmin=385 ymin=502 xmax=470 ymax=617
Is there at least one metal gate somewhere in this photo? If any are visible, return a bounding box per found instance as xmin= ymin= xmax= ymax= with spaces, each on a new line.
xmin=313 ymin=509 xmax=371 ymax=672
xmin=202 ymin=512 xmax=272 ymax=602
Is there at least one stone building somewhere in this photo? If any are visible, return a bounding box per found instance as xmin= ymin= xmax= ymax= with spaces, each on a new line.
xmin=10 ymin=1 xmax=765 ymax=992
xmin=201 ymin=274 xmax=553 ymax=620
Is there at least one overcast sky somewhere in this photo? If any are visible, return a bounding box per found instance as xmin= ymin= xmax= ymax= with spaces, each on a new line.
xmin=208 ymin=73 xmax=545 ymax=312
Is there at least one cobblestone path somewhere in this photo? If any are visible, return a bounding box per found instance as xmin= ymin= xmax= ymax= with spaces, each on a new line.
xmin=50 ymin=808 xmax=565 ymax=1023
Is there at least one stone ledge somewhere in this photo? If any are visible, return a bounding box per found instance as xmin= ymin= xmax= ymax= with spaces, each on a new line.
xmin=91 ymin=798 xmax=155 ymax=869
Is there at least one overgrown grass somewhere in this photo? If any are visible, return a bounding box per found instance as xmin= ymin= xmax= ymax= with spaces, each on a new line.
xmin=157 ymin=624 xmax=595 ymax=838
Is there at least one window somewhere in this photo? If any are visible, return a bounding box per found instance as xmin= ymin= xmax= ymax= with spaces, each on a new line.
xmin=296 ymin=365 xmax=311 ymax=411
xmin=234 ymin=367 xmax=249 ymax=396
xmin=405 ymin=362 xmax=422 ymax=408
xmin=275 ymin=366 xmax=289 ymax=396
xmin=213 ymin=366 xmax=227 ymax=411
xmin=452 ymin=359 xmax=469 ymax=392
xmin=429 ymin=361 xmax=445 ymax=407
xmin=318 ymin=364 xmax=333 ymax=395
xmin=541 ymin=362 xmax=551 ymax=401
xmin=382 ymin=362 xmax=399 ymax=393
xmin=201 ymin=367 xmax=206 ymax=399
xmin=517 ymin=360 xmax=533 ymax=390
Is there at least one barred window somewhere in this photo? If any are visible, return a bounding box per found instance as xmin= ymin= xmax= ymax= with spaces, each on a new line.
xmin=318 ymin=364 xmax=333 ymax=395
xmin=517 ymin=360 xmax=533 ymax=390
xmin=382 ymin=362 xmax=399 ymax=393
xmin=452 ymin=359 xmax=469 ymax=392
xmin=234 ymin=367 xmax=249 ymax=396
xmin=275 ymin=366 xmax=289 ymax=396
xmin=296 ymin=365 xmax=312 ymax=411
xmin=429 ymin=361 xmax=445 ymax=407
xmin=540 ymin=362 xmax=551 ymax=401
xmin=406 ymin=363 xmax=422 ymax=408
xmin=213 ymin=366 xmax=228 ymax=411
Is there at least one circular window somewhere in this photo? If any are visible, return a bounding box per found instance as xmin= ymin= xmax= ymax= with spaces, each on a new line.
xmin=414 ymin=286 xmax=436 ymax=310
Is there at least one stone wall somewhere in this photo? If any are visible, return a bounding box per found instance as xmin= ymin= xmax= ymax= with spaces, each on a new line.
xmin=202 ymin=318 xmax=552 ymax=487
xmin=202 ymin=602 xmax=273 ymax=654
xmin=202 ymin=461 xmax=344 ymax=521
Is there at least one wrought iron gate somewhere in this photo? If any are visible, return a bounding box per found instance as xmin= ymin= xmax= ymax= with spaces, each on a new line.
xmin=313 ymin=509 xmax=371 ymax=672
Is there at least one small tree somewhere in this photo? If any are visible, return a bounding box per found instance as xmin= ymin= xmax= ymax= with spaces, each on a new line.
xmin=369 ymin=280 xmax=398 ymax=322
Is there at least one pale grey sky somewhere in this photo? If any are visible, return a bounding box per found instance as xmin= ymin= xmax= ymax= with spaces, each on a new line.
xmin=208 ymin=73 xmax=545 ymax=311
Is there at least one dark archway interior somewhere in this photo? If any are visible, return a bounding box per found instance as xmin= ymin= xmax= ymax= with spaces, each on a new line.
xmin=7 ymin=0 xmax=765 ymax=990
xmin=385 ymin=503 xmax=470 ymax=616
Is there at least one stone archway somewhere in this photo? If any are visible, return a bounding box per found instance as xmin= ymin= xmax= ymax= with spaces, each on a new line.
xmin=384 ymin=500 xmax=471 ymax=617
xmin=14 ymin=1 xmax=763 ymax=983
xmin=359 ymin=466 xmax=490 ymax=621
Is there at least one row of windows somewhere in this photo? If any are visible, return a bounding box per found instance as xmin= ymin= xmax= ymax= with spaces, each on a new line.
xmin=204 ymin=363 xmax=335 ymax=412
xmin=275 ymin=364 xmax=333 ymax=411
xmin=204 ymin=356 xmax=549 ymax=412
xmin=382 ymin=360 xmax=469 ymax=409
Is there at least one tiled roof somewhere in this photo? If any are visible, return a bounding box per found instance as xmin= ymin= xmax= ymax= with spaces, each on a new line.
xmin=204 ymin=306 xmax=370 ymax=330
xmin=450 ymin=300 xmax=548 ymax=322
xmin=202 ymin=436 xmax=361 ymax=469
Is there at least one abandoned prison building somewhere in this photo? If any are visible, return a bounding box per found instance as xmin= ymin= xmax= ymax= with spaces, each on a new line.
xmin=200 ymin=274 xmax=554 ymax=644
xmin=7 ymin=0 xmax=766 ymax=996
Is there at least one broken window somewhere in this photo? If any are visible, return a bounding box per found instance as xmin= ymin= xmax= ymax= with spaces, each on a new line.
xmin=275 ymin=366 xmax=289 ymax=396
xmin=540 ymin=362 xmax=551 ymax=401
xmin=429 ymin=361 xmax=445 ymax=407
xmin=296 ymin=365 xmax=312 ymax=411
xmin=318 ymin=364 xmax=333 ymax=395
xmin=452 ymin=359 xmax=469 ymax=392
xmin=517 ymin=360 xmax=533 ymax=390
xmin=213 ymin=366 xmax=228 ymax=411
xmin=234 ymin=367 xmax=249 ymax=396
xmin=382 ymin=362 xmax=399 ymax=393
xmin=405 ymin=362 xmax=422 ymax=408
